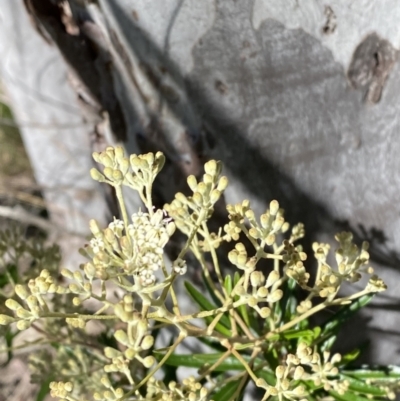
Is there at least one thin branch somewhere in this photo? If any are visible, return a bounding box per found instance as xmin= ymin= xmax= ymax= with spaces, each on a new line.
xmin=0 ymin=205 xmax=85 ymax=238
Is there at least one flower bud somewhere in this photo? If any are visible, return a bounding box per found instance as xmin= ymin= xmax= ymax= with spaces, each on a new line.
xmin=257 ymin=287 xmax=269 ymax=298
xmin=5 ymin=299 xmax=21 ymax=311
xmin=125 ymin=348 xmax=135 ymax=360
xmin=228 ymin=250 xmax=238 ymax=265
xmin=217 ymin=176 xmax=229 ymax=191
xmin=143 ymin=355 xmax=155 ymax=368
xmin=114 ymin=329 xmax=129 ymax=345
xmin=203 ymin=173 xmax=213 ymax=184
xmin=114 ymin=146 xmax=125 ymax=161
xmin=269 ymin=200 xmax=280 ymax=215
xmin=104 ymin=347 xmax=121 ymax=359
xmin=90 ymin=168 xmax=105 ymax=182
xmin=275 ymin=365 xmax=285 ymax=379
xmin=103 ymin=167 xmax=114 ymax=180
xmin=0 ymin=314 xmax=15 ymax=325
xmin=266 ymin=234 xmax=276 ymax=246
xmin=89 ymin=219 xmax=102 ymax=236
xmin=112 ymin=169 xmax=123 ymax=182
xmin=248 ymin=296 xmax=258 ymax=307
xmin=267 ymin=289 xmax=283 ymax=303
xmin=192 ymin=192 xmax=203 ymax=206
xmin=119 ymin=158 xmax=130 ymax=175
xmin=250 ymin=271 xmax=265 ymax=288
xmin=15 ymin=285 xmax=29 ymax=300
xmin=69 ymin=283 xmax=80 ymax=293
xmin=16 ymin=320 xmax=31 ymax=331
xmin=136 ymin=319 xmax=148 ymax=339
xmin=72 ymin=297 xmax=81 ymax=306
xmin=100 ymin=376 xmax=112 ymax=388
xmin=294 ymin=366 xmax=305 ymax=380
xmin=260 ymin=213 xmax=270 ymax=229
xmin=73 ymin=271 xmax=84 ymax=284
xmin=266 ymin=270 xmax=280 ymax=288
xmin=282 ymin=222 xmax=290 ymax=233
xmin=99 ymin=152 xmax=113 ymax=167
xmin=60 ymin=269 xmax=73 ymax=280
xmin=195 ymin=182 xmax=211 ymax=196
xmin=16 ymin=308 xmax=31 ymax=319
xmin=175 ymin=192 xmax=187 ymax=203
xmin=272 ymin=216 xmax=285 ymax=231
xmin=204 ymin=160 xmax=217 ymax=176
xmin=210 ymin=189 xmax=221 ymax=204
xmin=259 ymin=307 xmax=271 ymax=318
xmin=83 ymin=263 xmax=96 ymax=280
xmin=141 ymin=335 xmax=154 ymax=350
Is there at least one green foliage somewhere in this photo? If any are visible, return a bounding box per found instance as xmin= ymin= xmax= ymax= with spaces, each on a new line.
xmin=0 ymin=146 xmax=399 ymax=401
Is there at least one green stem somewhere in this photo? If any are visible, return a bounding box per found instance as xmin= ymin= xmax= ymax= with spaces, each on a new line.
xmin=115 ymin=185 xmax=131 ymax=245
xmin=202 ymin=221 xmax=225 ymax=292
xmin=119 ymin=333 xmax=186 ymax=400
xmin=264 ymin=293 xmax=359 ymax=339
xmin=231 ymin=348 xmax=259 ymax=383
xmin=177 ymin=208 xmax=207 ymax=261
xmin=40 ymin=312 xmax=117 ymax=320
xmin=196 ymin=349 xmax=232 ymax=381
xmin=145 ymin=183 xmax=154 ymax=215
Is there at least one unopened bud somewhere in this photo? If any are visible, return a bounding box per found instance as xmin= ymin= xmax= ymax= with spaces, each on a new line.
xmin=143 ymin=355 xmax=155 ymax=368
xmin=187 ymin=175 xmax=197 ymax=192
xmin=15 ymin=285 xmax=29 ymax=300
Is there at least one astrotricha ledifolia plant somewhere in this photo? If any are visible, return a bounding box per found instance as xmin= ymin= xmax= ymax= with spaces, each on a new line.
xmin=0 ymin=146 xmax=399 ymax=401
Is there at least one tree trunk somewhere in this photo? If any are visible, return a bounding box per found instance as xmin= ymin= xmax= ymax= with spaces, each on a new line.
xmin=1 ymin=0 xmax=400 ymax=364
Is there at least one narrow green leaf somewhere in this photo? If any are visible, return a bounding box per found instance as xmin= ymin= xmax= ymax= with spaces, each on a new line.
xmin=313 ymin=326 xmax=321 ymax=338
xmin=185 ymin=281 xmax=232 ymax=337
xmin=268 ymin=328 xmax=315 ymax=341
xmin=320 ymin=334 xmax=336 ymax=352
xmin=262 ymin=347 xmax=280 ymax=372
xmin=321 ymin=295 xmax=374 ymax=335
xmin=329 ymin=390 xmax=375 ymax=401
xmin=319 ymin=295 xmax=374 ymax=350
xmin=0 ymin=264 xmax=18 ymax=288
xmin=343 ymin=367 xmax=400 ymax=380
xmin=255 ymin=368 xmax=276 ymax=386
xmin=343 ymin=375 xmax=391 ymax=396
xmin=185 ymin=281 xmax=231 ymax=336
xmin=3 ymin=328 xmax=17 ymax=365
xmin=224 ymin=275 xmax=233 ymax=295
xmin=280 ymin=278 xmax=298 ymax=321
xmin=35 ymin=376 xmax=52 ymax=401
xmin=340 ymin=348 xmax=360 ymax=366
xmin=212 ymin=380 xmax=243 ymax=401
xmin=201 ymin=272 xmax=223 ymax=307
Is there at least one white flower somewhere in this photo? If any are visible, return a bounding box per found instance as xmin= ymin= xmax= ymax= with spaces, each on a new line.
xmin=173 ymin=258 xmax=187 ymax=275
xmin=139 ymin=269 xmax=156 ymax=286
xmin=109 ymin=218 xmax=124 ymax=236
xmin=90 ymin=238 xmax=105 ymax=254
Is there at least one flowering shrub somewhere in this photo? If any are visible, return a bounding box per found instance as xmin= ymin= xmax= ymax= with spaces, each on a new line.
xmin=0 ymin=146 xmax=399 ymax=401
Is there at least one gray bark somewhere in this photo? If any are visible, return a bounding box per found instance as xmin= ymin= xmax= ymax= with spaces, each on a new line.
xmin=1 ymin=0 xmax=400 ymax=364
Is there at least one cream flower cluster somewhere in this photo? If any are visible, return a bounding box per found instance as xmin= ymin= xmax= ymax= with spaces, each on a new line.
xmin=84 ymin=209 xmax=176 ymax=287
